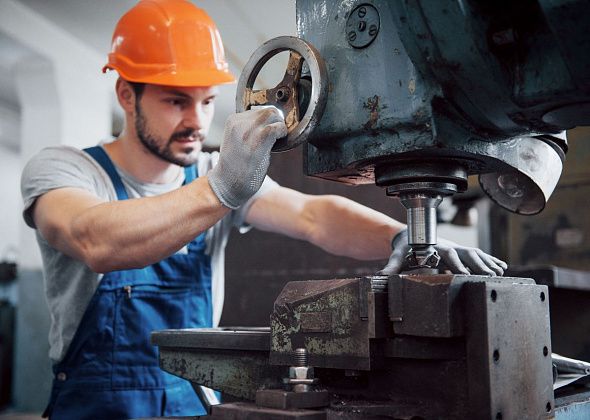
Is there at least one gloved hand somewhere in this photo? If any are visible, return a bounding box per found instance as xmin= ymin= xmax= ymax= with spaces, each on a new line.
xmin=208 ymin=107 xmax=287 ymax=209
xmin=378 ymin=229 xmax=508 ymax=276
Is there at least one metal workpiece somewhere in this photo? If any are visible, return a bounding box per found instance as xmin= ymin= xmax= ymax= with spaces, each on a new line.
xmin=236 ymin=35 xmax=328 ymax=152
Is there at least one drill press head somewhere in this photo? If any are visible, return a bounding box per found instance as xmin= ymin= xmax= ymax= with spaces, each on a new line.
xmin=292 ymin=0 xmax=582 ymax=267
xmin=236 ymin=1 xmax=586 ymax=270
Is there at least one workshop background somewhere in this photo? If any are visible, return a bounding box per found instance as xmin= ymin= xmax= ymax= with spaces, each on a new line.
xmin=0 ymin=0 xmax=588 ymax=416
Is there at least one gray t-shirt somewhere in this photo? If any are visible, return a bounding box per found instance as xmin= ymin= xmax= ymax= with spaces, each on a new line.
xmin=21 ymin=145 xmax=278 ymax=362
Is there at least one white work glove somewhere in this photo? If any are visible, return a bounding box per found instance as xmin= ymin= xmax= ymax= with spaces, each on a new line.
xmin=378 ymin=229 xmax=508 ymax=276
xmin=208 ymin=108 xmax=287 ymax=209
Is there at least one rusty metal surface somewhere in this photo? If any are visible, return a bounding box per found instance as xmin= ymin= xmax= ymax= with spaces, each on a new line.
xmin=154 ymin=329 xmax=281 ymax=401
xmin=269 ymin=278 xmax=390 ymax=370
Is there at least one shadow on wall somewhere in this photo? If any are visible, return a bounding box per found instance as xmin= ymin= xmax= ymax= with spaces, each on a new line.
xmin=221 ymin=147 xmax=406 ymax=327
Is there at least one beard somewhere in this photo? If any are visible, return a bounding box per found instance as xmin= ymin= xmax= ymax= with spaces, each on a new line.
xmin=134 ymin=104 xmax=203 ymax=167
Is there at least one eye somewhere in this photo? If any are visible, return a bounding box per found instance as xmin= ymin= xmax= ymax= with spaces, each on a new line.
xmin=165 ymin=98 xmax=187 ymax=107
xmin=203 ymin=97 xmax=216 ymax=106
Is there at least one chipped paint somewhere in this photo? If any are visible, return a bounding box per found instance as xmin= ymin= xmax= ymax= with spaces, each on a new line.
xmin=363 ymin=95 xmax=381 ymax=130
xmin=408 ymin=78 xmax=416 ymax=94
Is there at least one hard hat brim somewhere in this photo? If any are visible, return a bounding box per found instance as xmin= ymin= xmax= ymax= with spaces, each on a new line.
xmin=103 ymin=64 xmax=236 ymax=87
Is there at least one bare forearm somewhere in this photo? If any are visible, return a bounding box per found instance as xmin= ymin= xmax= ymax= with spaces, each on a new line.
xmin=305 ymin=195 xmax=405 ymax=260
xmin=68 ymin=177 xmax=228 ymax=272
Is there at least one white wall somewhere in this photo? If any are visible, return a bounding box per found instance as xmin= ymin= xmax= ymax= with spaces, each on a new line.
xmin=0 ymin=146 xmax=20 ymax=261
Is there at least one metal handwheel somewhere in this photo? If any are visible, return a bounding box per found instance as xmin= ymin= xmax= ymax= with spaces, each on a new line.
xmin=236 ymin=36 xmax=329 ymax=152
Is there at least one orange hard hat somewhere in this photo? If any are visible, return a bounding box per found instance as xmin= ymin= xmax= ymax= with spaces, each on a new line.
xmin=103 ymin=0 xmax=235 ymax=86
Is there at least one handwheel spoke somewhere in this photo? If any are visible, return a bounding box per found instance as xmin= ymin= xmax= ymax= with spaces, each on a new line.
xmin=281 ymin=51 xmax=304 ymax=86
xmin=244 ymin=89 xmax=271 ymax=107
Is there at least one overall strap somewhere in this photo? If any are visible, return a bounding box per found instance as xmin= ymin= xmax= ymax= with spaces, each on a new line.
xmin=84 ymin=146 xmax=129 ymax=200
xmin=184 ymin=165 xmax=197 ymax=184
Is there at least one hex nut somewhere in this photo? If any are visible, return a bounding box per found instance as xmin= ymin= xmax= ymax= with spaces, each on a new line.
xmin=289 ymin=366 xmax=314 ymax=380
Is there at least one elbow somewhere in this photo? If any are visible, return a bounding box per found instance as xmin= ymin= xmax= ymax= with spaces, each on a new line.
xmin=78 ymin=241 xmax=116 ymax=274
xmin=82 ymin=245 xmax=147 ymax=273
xmin=71 ymin=219 xmax=124 ymax=273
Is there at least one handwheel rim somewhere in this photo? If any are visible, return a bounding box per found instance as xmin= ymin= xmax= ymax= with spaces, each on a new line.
xmin=236 ymin=36 xmax=328 ymax=152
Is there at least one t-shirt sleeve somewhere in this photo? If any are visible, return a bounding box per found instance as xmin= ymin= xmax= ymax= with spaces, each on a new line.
xmin=232 ymin=175 xmax=280 ymax=231
xmin=20 ymin=146 xmax=111 ymax=228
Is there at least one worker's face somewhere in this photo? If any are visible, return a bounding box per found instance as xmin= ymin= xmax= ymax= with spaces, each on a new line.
xmin=134 ymin=84 xmax=218 ymax=167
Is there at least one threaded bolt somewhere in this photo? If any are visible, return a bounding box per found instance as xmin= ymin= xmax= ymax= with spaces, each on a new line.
xmin=294 ymin=348 xmax=308 ymax=367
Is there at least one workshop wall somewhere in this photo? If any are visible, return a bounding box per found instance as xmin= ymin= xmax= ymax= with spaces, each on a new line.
xmin=0 ymin=0 xmax=112 ymax=413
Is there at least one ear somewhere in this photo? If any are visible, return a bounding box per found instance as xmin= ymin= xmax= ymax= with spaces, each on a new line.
xmin=116 ymin=78 xmax=136 ymax=114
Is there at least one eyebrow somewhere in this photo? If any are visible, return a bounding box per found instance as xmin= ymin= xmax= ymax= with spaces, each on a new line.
xmin=161 ymin=89 xmax=193 ymax=99
xmin=160 ymin=89 xmax=218 ymax=100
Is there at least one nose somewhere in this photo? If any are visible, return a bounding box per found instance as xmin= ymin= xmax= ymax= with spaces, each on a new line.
xmin=183 ymin=104 xmax=205 ymax=130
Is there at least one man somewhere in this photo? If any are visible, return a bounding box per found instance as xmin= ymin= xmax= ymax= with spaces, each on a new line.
xmin=20 ymin=1 xmax=506 ymax=418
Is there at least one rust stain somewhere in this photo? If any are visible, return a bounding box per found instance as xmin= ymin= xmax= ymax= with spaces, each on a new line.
xmin=363 ymin=95 xmax=381 ymax=130
xmin=408 ymin=78 xmax=416 ymax=95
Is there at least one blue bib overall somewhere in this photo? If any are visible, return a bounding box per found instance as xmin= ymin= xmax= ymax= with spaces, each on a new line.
xmin=43 ymin=146 xmax=211 ymax=419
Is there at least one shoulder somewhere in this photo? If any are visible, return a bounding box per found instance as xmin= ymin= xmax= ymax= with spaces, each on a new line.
xmin=21 ymin=145 xmax=115 ymax=227
xmin=23 ymin=145 xmax=103 ymax=176
xmin=22 ymin=145 xmax=111 ymax=189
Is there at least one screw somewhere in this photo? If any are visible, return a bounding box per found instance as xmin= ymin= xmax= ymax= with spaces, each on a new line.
xmin=348 ymin=31 xmax=357 ymax=42
xmin=369 ymin=24 xmax=378 ymax=36
xmin=295 ymin=348 xmax=308 ymax=367
xmin=358 ymin=21 xmax=366 ymax=32
xmin=358 ymin=6 xmax=366 ymax=18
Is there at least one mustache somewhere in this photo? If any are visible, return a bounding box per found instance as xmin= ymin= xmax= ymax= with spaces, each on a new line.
xmin=170 ymin=128 xmax=205 ymax=142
